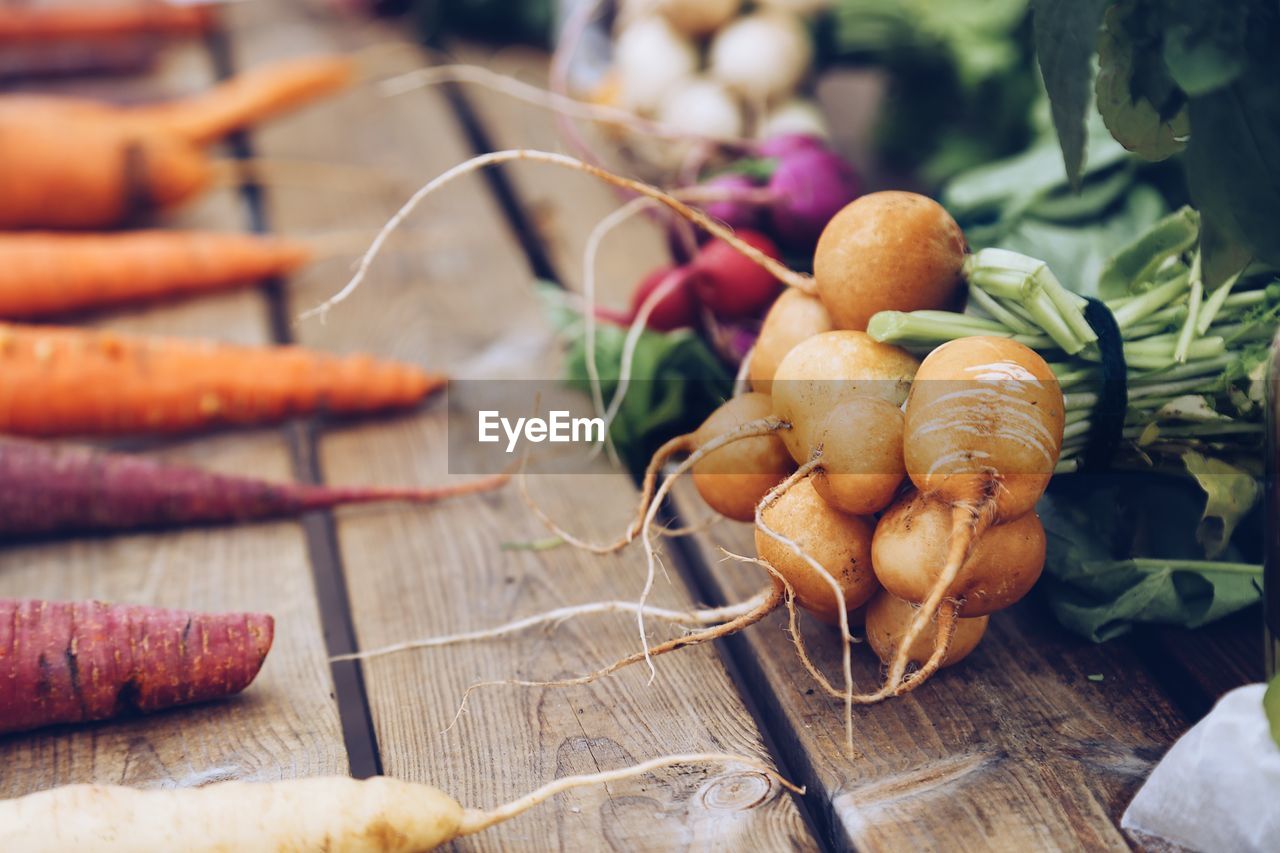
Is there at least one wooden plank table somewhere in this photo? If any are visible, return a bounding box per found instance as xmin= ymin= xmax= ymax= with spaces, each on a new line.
xmin=0 ymin=6 xmax=1265 ymax=851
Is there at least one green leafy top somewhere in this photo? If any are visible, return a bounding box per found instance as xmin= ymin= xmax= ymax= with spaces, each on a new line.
xmin=1032 ymin=0 xmax=1280 ymax=287
xmin=540 ymin=285 xmax=732 ymax=478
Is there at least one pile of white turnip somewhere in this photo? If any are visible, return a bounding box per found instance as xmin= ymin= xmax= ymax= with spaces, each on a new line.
xmin=315 ymin=152 xmax=1067 ymax=752
xmin=594 ymin=1 xmax=830 ymax=157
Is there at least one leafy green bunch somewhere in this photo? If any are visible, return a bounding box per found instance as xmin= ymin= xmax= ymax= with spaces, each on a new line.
xmin=1032 ymin=0 xmax=1280 ymax=288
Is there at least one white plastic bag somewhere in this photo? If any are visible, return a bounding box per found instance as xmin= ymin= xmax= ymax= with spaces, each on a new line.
xmin=1122 ymin=684 xmax=1280 ymax=852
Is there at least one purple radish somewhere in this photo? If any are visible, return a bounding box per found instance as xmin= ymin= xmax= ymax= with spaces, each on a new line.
xmin=0 ymin=438 xmax=507 ymax=538
xmin=697 ymin=173 xmax=765 ymax=231
xmin=756 ymin=133 xmax=827 ymax=160
xmin=768 ymin=147 xmax=860 ymax=250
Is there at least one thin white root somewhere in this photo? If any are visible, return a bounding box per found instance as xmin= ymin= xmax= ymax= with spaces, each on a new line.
xmin=890 ymin=601 xmax=960 ymax=697
xmin=719 ymin=550 xmax=848 ymax=702
xmin=446 ymin=581 xmax=782 ymax=731
xmin=754 ymin=454 xmax=857 ymax=753
xmin=583 ymin=194 xmax=655 ymax=465
xmin=379 ymin=64 xmax=752 ymax=148
xmin=456 ymin=751 xmax=803 ymax=836
xmin=519 ymin=432 xmax=695 ymax=555
xmin=734 ymin=345 xmax=755 ymax=396
xmin=585 ymin=186 xmax=776 ymax=451
xmin=304 ymin=149 xmax=813 ymax=322
xmin=331 ymin=591 xmax=769 ymax=664
xmin=883 ymin=501 xmax=993 ymax=692
xmin=635 ymin=418 xmax=788 ymax=679
xmin=549 ymin=0 xmax=608 ymax=165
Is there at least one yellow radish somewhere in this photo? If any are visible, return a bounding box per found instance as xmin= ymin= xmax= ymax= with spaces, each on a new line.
xmin=749 ymin=288 xmax=834 ymax=395
xmin=655 ymin=0 xmax=741 ymax=36
xmin=883 ymin=336 xmax=1063 ymax=694
xmin=809 ymin=396 xmax=905 ymax=515
xmin=770 ymin=329 xmax=918 ymax=462
xmin=754 ymin=477 xmax=878 ymax=624
xmin=872 ymin=490 xmax=1046 ymax=617
xmin=814 ymin=192 xmax=967 ymax=331
xmin=865 ymin=591 xmax=988 ymax=668
xmin=692 ymin=393 xmax=796 ymax=522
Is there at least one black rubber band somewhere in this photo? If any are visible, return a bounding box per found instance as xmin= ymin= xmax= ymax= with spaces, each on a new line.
xmin=1081 ymin=297 xmax=1127 ymax=472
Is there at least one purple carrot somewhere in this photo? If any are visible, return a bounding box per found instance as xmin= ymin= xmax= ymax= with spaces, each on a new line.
xmin=0 ymin=438 xmax=507 ymax=538
xmin=0 ymin=598 xmax=272 ymax=735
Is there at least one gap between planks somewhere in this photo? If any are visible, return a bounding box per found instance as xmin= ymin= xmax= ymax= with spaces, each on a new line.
xmin=204 ymin=23 xmax=383 ymax=779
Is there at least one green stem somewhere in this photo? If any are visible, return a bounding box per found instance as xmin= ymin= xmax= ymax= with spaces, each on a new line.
xmin=866 ymin=311 xmax=1052 ymax=349
xmin=1111 ymin=273 xmax=1190 ymax=329
xmin=1172 ymin=260 xmax=1202 ymax=364
xmin=1036 ymin=265 xmax=1098 ymax=345
xmin=1196 ymin=272 xmax=1238 ymax=334
xmin=967 ymin=285 xmax=1036 ymax=334
xmin=1122 ymin=558 xmax=1262 ymax=577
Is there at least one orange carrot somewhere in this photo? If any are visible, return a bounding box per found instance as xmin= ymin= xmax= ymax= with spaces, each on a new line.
xmin=0 ymin=3 xmax=216 ymax=42
xmin=127 ymin=55 xmax=356 ymax=145
xmin=0 ymin=55 xmax=352 ymax=229
xmin=0 ymin=324 xmax=444 ymax=436
xmin=2 ymin=55 xmax=356 ymax=146
xmin=0 ymin=231 xmax=312 ymax=319
xmin=0 ymin=114 xmax=212 ymax=230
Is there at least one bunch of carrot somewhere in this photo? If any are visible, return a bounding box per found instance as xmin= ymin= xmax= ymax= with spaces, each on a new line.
xmin=0 ymin=50 xmax=505 ymax=742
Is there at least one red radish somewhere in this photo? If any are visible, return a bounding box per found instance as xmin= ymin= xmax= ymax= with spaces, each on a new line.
xmin=692 ymin=229 xmax=781 ymax=319
xmin=768 ymin=146 xmax=860 ymax=251
xmin=0 ymin=598 xmax=272 ymax=735
xmin=0 ymin=438 xmax=507 ymax=538
xmin=698 ymin=172 xmax=763 ymax=231
xmin=593 ymin=305 xmax=633 ymax=326
xmin=629 ymin=264 xmax=701 ymax=331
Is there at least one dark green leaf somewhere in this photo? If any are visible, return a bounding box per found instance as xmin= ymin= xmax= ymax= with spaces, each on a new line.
xmin=943 ymin=117 xmax=1129 ymax=217
xmin=1094 ymin=2 xmax=1189 ymax=161
xmin=1038 ymin=486 xmax=1262 ymax=642
xmin=1184 ymin=69 xmax=1280 ymax=286
xmin=1031 ymin=0 xmax=1111 ymax=188
xmin=1162 ymin=22 xmax=1244 ymax=97
xmin=545 ymin=290 xmax=732 ymax=476
xmin=1266 ymin=673 xmax=1280 ymax=749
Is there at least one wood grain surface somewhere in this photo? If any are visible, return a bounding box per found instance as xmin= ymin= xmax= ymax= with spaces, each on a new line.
xmin=670 ymin=481 xmax=1192 ymax=852
xmin=226 ymin=3 xmax=813 ymax=849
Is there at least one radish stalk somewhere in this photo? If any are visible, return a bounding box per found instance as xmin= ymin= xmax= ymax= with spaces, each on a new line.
xmin=307 ymin=149 xmax=813 ymax=322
